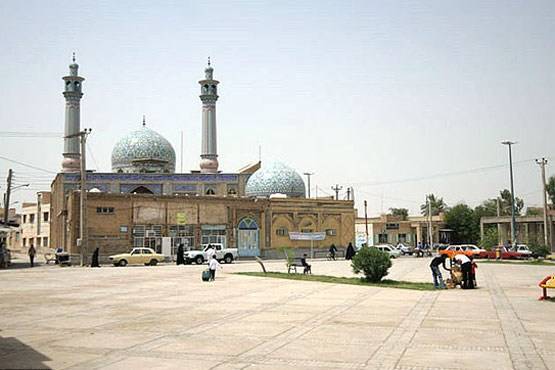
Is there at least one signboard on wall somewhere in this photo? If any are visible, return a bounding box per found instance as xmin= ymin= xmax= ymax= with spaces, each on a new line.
xmin=176 ymin=213 xmax=187 ymax=225
xmin=288 ymin=232 xmax=326 ymax=241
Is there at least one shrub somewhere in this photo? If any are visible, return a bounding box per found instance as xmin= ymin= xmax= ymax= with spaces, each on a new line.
xmin=280 ymin=247 xmax=295 ymax=267
xmin=480 ymin=227 xmax=498 ymax=251
xmin=528 ymin=243 xmax=551 ymax=258
xmin=351 ymin=246 xmax=392 ymax=282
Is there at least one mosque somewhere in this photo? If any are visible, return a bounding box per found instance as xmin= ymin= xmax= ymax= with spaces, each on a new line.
xmin=50 ymin=57 xmax=355 ymax=259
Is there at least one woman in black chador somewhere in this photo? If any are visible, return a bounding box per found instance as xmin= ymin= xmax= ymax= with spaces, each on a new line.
xmin=176 ymin=244 xmax=184 ymax=265
xmin=345 ymin=242 xmax=356 ymax=260
xmin=91 ymin=248 xmax=100 ymax=267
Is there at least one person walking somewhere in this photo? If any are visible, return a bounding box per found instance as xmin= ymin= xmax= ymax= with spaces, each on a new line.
xmin=429 ymin=253 xmax=448 ymax=289
xmin=176 ymin=244 xmax=184 ymax=265
xmin=91 ymin=247 xmax=100 ymax=267
xmin=28 ymin=245 xmax=36 ymax=268
xmin=454 ymin=254 xmax=472 ymax=289
xmin=205 ymin=244 xmax=215 ymax=265
xmin=345 ymin=242 xmax=356 ymax=260
xmin=328 ymin=244 xmax=337 ymax=261
xmin=208 ymin=255 xmax=222 ymax=281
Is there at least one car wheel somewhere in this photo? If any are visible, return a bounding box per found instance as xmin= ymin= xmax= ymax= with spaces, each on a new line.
xmin=118 ymin=259 xmax=128 ymax=267
xmin=224 ymin=254 xmax=233 ymax=264
xmin=195 ymin=256 xmax=204 ymax=265
xmin=150 ymin=259 xmax=158 ymax=266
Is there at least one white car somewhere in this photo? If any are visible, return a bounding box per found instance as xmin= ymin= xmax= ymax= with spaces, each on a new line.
xmin=373 ymin=244 xmax=401 ymax=259
xmin=514 ymin=244 xmax=533 ymax=258
xmin=460 ymin=244 xmax=486 ymax=256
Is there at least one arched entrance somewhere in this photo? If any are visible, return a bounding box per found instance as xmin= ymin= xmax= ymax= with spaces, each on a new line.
xmin=237 ymin=218 xmax=260 ymax=257
xmin=130 ymin=186 xmax=154 ymax=194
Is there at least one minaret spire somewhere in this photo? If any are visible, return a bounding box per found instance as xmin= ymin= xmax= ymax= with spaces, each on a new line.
xmin=199 ymin=59 xmax=219 ymax=173
xmin=142 ymin=115 xmax=146 ymax=127
xmin=61 ymin=55 xmax=85 ymax=172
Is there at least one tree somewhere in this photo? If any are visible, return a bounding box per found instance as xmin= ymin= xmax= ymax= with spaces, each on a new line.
xmin=389 ymin=208 xmax=408 ymax=220
xmin=444 ymin=203 xmax=479 ymax=244
xmin=498 ymin=189 xmax=524 ymax=216
xmin=547 ymin=176 xmax=555 ymax=206
xmin=474 ymin=199 xmax=498 ymax=219
xmin=480 ymin=227 xmax=498 ymax=250
xmin=420 ymin=194 xmax=447 ymax=216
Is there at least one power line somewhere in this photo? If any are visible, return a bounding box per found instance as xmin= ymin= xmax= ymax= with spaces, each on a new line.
xmin=0 ymin=131 xmax=62 ymax=137
xmin=0 ymin=155 xmax=57 ymax=174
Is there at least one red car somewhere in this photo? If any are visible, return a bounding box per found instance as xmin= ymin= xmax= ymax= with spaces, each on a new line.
xmin=478 ymin=246 xmax=522 ymax=260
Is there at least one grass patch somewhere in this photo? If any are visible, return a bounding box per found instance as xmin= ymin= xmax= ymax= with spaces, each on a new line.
xmin=235 ymin=271 xmax=435 ymax=291
xmin=479 ymin=259 xmax=555 ymax=266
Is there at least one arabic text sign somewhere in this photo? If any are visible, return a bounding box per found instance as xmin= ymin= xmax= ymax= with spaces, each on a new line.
xmin=289 ymin=232 xmax=326 ymax=241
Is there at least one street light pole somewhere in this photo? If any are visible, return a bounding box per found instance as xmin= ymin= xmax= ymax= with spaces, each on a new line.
xmin=502 ymin=141 xmax=517 ymax=246
xmin=536 ymin=158 xmax=549 ymax=248
xmin=303 ymin=172 xmax=314 ymax=198
xmin=364 ymin=200 xmax=369 ymax=247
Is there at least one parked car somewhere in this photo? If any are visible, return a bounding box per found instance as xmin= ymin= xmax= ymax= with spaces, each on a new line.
xmin=439 ymin=245 xmax=474 ymax=258
xmin=513 ymin=244 xmax=533 ymax=258
xmin=184 ymin=243 xmax=238 ymax=264
xmin=395 ymin=243 xmax=414 ymax=255
xmin=109 ymin=247 xmax=165 ymax=266
xmin=460 ymin=244 xmax=486 ymax=256
xmin=373 ymin=244 xmax=401 ymax=259
xmin=478 ymin=246 xmax=521 ymax=260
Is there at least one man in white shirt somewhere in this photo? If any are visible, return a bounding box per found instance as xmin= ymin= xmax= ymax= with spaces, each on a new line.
xmin=454 ymin=254 xmax=472 ymax=289
xmin=208 ymin=255 xmax=221 ymax=281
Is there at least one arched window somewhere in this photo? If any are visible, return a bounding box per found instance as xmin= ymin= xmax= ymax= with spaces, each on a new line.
xmin=130 ymin=186 xmax=154 ymax=194
xmin=227 ymin=188 xmax=237 ymax=195
xmin=205 ymin=188 xmax=215 ymax=195
xmin=238 ymin=218 xmax=258 ymax=230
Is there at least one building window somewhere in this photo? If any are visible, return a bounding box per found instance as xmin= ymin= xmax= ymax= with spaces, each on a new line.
xmin=386 ymin=223 xmax=399 ymax=230
xmin=43 ymin=212 xmax=49 ymax=222
xmin=301 ymin=228 xmax=313 ymax=233
xmin=36 ymin=237 xmax=41 ymax=246
xmin=29 ymin=238 xmax=34 ymax=246
xmin=96 ymin=207 xmax=114 ymax=214
xmin=227 ymin=187 xmax=237 ymax=196
xmin=398 ymin=234 xmax=407 ymax=243
xmin=378 ymin=234 xmax=388 ymax=243
xmin=326 ymin=229 xmax=337 ymax=236
xmin=43 ymin=237 xmax=48 ymax=247
xmin=23 ymin=215 xmax=27 ymax=223
xmin=205 ymin=188 xmax=215 ymax=195
xmin=29 ymin=214 xmax=35 ymax=224
xmin=22 ymin=238 xmax=26 ymax=247
xmin=276 ymin=228 xmax=288 ymax=236
xmin=201 ymin=227 xmax=226 ymax=247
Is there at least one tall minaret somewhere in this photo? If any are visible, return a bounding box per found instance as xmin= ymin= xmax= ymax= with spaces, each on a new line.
xmin=61 ymin=53 xmax=85 ymax=172
xmin=199 ymin=58 xmax=219 ymax=173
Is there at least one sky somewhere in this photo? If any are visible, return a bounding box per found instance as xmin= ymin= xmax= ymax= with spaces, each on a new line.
xmin=0 ymin=0 xmax=554 ymax=216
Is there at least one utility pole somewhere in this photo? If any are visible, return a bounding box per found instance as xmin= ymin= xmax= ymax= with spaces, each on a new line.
xmin=536 ymin=158 xmax=549 ymax=248
xmin=331 ymin=184 xmax=343 ymax=200
xmin=502 ymin=141 xmax=517 ymax=246
xmin=427 ymin=195 xmax=433 ymax=246
xmin=364 ymin=200 xmax=369 ymax=247
xmin=3 ymin=169 xmax=13 ymax=225
xmin=303 ymin=172 xmax=314 ymax=198
xmin=67 ymin=129 xmax=92 ymax=265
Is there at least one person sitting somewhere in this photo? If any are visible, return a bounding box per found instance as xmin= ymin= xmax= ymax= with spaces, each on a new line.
xmin=300 ymin=253 xmax=311 ymax=274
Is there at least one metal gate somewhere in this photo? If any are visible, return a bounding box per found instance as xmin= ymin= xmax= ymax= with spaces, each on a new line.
xmin=237 ymin=218 xmax=260 ymax=257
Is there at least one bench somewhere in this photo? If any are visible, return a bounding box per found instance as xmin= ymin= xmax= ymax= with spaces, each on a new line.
xmin=287 ymin=257 xmax=311 ymax=274
xmin=539 ymin=275 xmax=555 ymax=300
xmin=44 ymin=253 xmax=56 ymax=264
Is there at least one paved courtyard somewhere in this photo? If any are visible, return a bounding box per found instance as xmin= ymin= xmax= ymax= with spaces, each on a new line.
xmin=0 ymin=257 xmax=554 ymax=370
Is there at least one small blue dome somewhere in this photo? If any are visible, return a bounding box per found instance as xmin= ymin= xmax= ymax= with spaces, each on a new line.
xmin=245 ymin=162 xmax=306 ymax=198
xmin=111 ymin=126 xmax=176 ymax=174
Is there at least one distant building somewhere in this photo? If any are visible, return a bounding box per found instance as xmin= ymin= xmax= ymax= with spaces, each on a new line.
xmin=355 ymin=213 xmax=450 ymax=248
xmin=480 ymin=212 xmax=554 ymax=248
xmin=16 ymin=192 xmax=51 ymax=252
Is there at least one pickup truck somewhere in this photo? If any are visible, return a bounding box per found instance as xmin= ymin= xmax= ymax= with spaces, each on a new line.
xmin=183 ymin=244 xmax=238 ymax=265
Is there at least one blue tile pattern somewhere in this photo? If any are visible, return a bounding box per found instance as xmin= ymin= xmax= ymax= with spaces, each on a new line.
xmin=245 ymin=162 xmax=306 ymax=198
xmin=111 ymin=126 xmax=176 ymax=173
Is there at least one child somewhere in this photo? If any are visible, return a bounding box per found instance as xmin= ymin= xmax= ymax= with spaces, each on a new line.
xmin=209 ymin=255 xmax=222 ymax=281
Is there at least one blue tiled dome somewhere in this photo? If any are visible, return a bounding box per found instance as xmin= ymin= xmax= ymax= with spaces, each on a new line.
xmin=111 ymin=126 xmax=176 ymax=173
xmin=245 ymin=162 xmax=306 ymax=198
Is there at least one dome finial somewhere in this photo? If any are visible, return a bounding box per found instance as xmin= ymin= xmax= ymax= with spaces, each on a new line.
xmin=142 ymin=115 xmax=146 ymax=127
xmin=207 ymin=56 xmax=211 ymax=66
xmin=72 ymin=52 xmax=76 ymax=63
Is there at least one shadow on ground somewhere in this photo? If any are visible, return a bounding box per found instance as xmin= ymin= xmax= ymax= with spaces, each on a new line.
xmin=0 ymin=335 xmax=51 ymax=369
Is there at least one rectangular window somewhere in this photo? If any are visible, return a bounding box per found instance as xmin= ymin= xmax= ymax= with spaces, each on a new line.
xmin=23 ymin=215 xmax=27 ymax=223
xmin=43 ymin=237 xmax=48 ymax=247
xmin=378 ymin=234 xmax=388 ymax=243
xmin=398 ymin=234 xmax=407 ymax=243
xmin=22 ymin=238 xmax=26 ymax=247
xmin=36 ymin=237 xmax=41 ymax=246
xmin=385 ymin=223 xmax=399 ymax=230
xmin=29 ymin=237 xmax=34 ymax=246
xmin=326 ymin=229 xmax=337 ymax=236
xmin=276 ymin=228 xmax=288 ymax=236
xmin=29 ymin=214 xmax=35 ymax=224
xmin=43 ymin=212 xmax=49 ymax=222
xmin=301 ymin=228 xmax=313 ymax=233
xmin=96 ymin=207 xmax=114 ymax=214
xmin=201 ymin=226 xmax=226 ymax=248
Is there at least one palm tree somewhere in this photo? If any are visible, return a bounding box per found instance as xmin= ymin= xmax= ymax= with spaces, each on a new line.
xmin=421 ymin=194 xmax=446 ymax=216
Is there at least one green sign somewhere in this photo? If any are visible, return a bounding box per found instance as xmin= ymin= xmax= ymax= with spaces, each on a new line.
xmin=176 ymin=213 xmax=187 ymax=225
